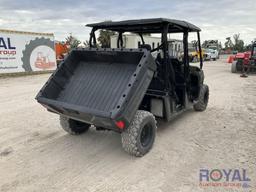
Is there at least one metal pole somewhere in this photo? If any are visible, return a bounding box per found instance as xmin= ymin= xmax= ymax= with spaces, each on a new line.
xmin=183 ymin=31 xmax=189 ymax=78
xmin=197 ymin=32 xmax=203 ymax=69
xmin=89 ymin=28 xmax=94 ymax=47
xmin=117 ymin=32 xmax=123 ymax=48
xmin=139 ymin=33 xmax=145 ymax=45
xmin=163 ymin=24 xmax=169 ymax=90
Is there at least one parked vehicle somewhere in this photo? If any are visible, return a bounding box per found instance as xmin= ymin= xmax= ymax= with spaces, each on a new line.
xmin=204 ymin=48 xmax=218 ymax=61
xmin=231 ymin=42 xmax=256 ymax=73
xmin=202 ymin=40 xmax=220 ymax=59
xmin=188 ymin=48 xmax=206 ymax=62
xmin=36 ymin=18 xmax=209 ymax=157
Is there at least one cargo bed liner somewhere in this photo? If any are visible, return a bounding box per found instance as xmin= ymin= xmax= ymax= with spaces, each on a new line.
xmin=36 ymin=48 xmax=156 ymax=129
xmin=58 ymin=61 xmax=136 ymax=114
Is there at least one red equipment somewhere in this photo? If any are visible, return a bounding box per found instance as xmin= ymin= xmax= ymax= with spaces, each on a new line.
xmin=34 ymin=52 xmax=55 ymax=69
xmin=231 ymin=42 xmax=256 ymax=74
xmin=227 ymin=55 xmax=235 ymax=63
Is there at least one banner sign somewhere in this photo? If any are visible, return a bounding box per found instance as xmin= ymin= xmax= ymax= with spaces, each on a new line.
xmin=0 ymin=29 xmax=56 ymax=73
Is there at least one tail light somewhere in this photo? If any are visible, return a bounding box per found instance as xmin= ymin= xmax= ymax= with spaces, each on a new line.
xmin=115 ymin=120 xmax=125 ymax=129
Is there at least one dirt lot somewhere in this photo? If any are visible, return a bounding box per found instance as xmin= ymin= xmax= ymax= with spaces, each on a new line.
xmin=0 ymin=58 xmax=255 ymax=192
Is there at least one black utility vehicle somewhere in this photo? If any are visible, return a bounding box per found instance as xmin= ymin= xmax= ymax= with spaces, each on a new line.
xmin=36 ymin=18 xmax=209 ymax=157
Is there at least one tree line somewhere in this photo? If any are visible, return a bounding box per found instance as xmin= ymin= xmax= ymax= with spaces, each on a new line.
xmin=64 ymin=31 xmax=255 ymax=52
xmin=224 ymin=34 xmax=255 ymax=52
xmin=62 ymin=30 xmax=115 ymax=48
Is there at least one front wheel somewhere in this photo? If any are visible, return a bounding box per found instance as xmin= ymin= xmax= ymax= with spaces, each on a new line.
xmin=121 ymin=110 xmax=157 ymax=157
xmin=60 ymin=116 xmax=90 ymax=135
xmin=194 ymin=84 xmax=209 ymax=111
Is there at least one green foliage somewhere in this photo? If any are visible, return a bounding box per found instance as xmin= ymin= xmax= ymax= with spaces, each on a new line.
xmin=224 ymin=37 xmax=234 ymax=49
xmin=65 ymin=34 xmax=81 ymax=49
xmin=83 ymin=40 xmax=90 ymax=47
xmin=245 ymin=44 xmax=252 ymax=51
xmin=202 ymin=40 xmax=208 ymax=48
xmin=202 ymin=40 xmax=221 ymax=50
xmin=224 ymin=34 xmax=244 ymax=52
xmin=97 ymin=29 xmax=116 ymax=48
xmin=233 ymin=34 xmax=244 ymax=52
xmin=218 ymin=42 xmax=222 ymax=49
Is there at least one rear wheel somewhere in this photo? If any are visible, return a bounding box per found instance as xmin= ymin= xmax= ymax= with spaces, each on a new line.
xmin=121 ymin=110 xmax=157 ymax=157
xmin=60 ymin=116 xmax=90 ymax=135
xmin=194 ymin=84 xmax=209 ymax=111
xmin=231 ymin=61 xmax=237 ymax=73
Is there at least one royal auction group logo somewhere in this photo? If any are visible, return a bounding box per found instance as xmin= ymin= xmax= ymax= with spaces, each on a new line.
xmin=199 ymin=169 xmax=251 ymax=189
xmin=0 ymin=37 xmax=17 ymax=55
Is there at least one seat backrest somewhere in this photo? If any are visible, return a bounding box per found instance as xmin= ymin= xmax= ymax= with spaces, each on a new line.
xmin=169 ymin=57 xmax=182 ymax=72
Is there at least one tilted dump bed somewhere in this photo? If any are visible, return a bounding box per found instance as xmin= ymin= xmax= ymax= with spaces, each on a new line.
xmin=36 ymin=48 xmax=156 ymax=130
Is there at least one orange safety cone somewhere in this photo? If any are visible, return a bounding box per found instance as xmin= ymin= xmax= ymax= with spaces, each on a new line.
xmin=227 ymin=55 xmax=234 ymax=63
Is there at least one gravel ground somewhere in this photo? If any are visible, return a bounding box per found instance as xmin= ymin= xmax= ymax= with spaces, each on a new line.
xmin=0 ymin=58 xmax=255 ymax=192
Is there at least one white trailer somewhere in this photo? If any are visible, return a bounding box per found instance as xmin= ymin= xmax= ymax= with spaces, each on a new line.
xmin=110 ymin=34 xmax=183 ymax=58
xmin=0 ymin=29 xmax=56 ymax=74
xmin=111 ymin=34 xmax=161 ymax=49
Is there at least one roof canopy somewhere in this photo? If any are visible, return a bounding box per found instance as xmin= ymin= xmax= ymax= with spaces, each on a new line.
xmin=86 ymin=18 xmax=201 ymax=33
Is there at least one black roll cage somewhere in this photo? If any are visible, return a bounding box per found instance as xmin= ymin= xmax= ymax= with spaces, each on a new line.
xmin=88 ymin=21 xmax=203 ymax=92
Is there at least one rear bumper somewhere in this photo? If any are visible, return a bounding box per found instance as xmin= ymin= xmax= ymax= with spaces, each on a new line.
xmin=38 ymin=97 xmax=122 ymax=131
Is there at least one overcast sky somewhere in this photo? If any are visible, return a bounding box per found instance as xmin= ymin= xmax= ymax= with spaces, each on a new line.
xmin=0 ymin=0 xmax=255 ymax=45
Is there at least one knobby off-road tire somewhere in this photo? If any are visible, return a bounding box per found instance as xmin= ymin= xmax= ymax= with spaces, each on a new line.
xmin=231 ymin=61 xmax=237 ymax=73
xmin=60 ymin=116 xmax=90 ymax=135
xmin=121 ymin=110 xmax=157 ymax=157
xmin=194 ymin=84 xmax=209 ymax=111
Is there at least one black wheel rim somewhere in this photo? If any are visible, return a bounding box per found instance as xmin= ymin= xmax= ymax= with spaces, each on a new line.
xmin=140 ymin=124 xmax=153 ymax=147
